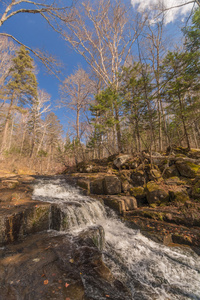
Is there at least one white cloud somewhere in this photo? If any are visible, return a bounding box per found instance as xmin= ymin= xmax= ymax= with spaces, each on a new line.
xmin=131 ymin=0 xmax=195 ymax=23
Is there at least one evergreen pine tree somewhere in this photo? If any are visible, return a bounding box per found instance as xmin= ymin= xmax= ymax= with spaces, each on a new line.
xmin=1 ymin=45 xmax=38 ymax=153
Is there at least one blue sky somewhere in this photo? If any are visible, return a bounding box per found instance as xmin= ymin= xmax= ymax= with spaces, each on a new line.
xmin=0 ymin=1 xmax=87 ymax=134
xmin=0 ymin=0 xmax=196 ymax=136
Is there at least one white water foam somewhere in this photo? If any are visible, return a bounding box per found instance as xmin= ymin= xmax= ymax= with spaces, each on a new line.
xmin=33 ymin=177 xmax=200 ymax=300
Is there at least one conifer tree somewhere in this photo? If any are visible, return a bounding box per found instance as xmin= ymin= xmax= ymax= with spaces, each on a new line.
xmin=1 ymin=45 xmax=38 ymax=153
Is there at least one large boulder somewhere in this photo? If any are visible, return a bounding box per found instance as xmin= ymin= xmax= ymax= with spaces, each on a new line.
xmin=104 ymin=175 xmax=121 ymax=195
xmin=146 ymin=181 xmax=169 ymax=206
xmin=77 ymin=179 xmax=90 ymax=195
xmin=175 ymin=160 xmax=200 ymax=178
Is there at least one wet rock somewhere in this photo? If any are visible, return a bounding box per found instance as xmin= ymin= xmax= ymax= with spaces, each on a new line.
xmin=113 ymin=154 xmax=132 ymax=169
xmin=0 ymin=232 xmax=131 ymax=300
xmin=77 ymin=225 xmax=105 ymax=251
xmin=146 ymin=181 xmax=169 ymax=206
xmin=103 ymin=175 xmax=121 ymax=195
xmin=172 ymin=233 xmax=193 ymax=246
xmin=51 ymin=204 xmax=62 ymax=231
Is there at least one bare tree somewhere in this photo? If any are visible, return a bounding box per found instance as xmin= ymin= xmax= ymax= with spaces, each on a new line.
xmin=0 ymin=0 xmax=75 ymax=76
xmin=63 ymin=0 xmax=147 ymax=151
xmin=28 ymin=89 xmax=51 ymax=158
xmin=144 ymin=15 xmax=169 ymax=151
xmin=60 ymin=66 xmax=93 ymax=142
xmin=0 ymin=36 xmax=16 ymax=98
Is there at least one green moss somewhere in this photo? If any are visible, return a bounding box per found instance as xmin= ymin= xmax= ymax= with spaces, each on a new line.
xmin=62 ymin=216 xmax=69 ymax=229
xmin=130 ymin=186 xmax=145 ymax=197
xmin=150 ymin=203 xmax=157 ymax=208
xmin=146 ymin=181 xmax=159 ymax=192
xmin=142 ymin=211 xmax=164 ymax=221
xmin=186 ymin=161 xmax=200 ymax=173
xmin=172 ymin=191 xmax=190 ymax=203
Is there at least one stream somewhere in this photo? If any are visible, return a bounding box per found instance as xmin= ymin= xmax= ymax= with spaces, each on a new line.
xmin=32 ymin=176 xmax=200 ymax=300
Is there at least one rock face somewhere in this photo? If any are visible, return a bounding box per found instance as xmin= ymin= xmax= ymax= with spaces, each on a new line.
xmin=0 ymin=230 xmax=131 ymax=300
xmin=90 ymin=178 xmax=104 ymax=195
xmin=0 ymin=203 xmax=51 ymax=245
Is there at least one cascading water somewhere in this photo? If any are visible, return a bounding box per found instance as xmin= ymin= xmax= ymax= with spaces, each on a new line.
xmin=32 ymin=176 xmax=200 ymax=300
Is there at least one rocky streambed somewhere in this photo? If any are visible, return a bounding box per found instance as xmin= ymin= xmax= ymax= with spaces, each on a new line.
xmin=0 ymin=150 xmax=200 ymax=300
xmin=0 ymin=175 xmax=131 ymax=300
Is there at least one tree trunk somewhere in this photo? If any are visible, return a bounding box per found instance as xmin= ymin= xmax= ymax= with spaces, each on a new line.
xmin=1 ymin=92 xmax=15 ymax=154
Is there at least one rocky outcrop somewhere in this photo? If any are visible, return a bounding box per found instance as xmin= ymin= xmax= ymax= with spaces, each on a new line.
xmin=90 ymin=175 xmax=121 ymax=195
xmin=145 ymin=181 xmax=169 ymax=206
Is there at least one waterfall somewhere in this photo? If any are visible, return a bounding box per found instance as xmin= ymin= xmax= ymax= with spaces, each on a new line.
xmin=33 ymin=176 xmax=200 ymax=300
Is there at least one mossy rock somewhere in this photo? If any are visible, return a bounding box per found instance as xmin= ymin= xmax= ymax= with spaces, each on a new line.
xmin=149 ymin=169 xmax=163 ymax=182
xmin=165 ymin=177 xmax=186 ymax=186
xmin=176 ymin=160 xmax=200 ymax=178
xmin=146 ymin=181 xmax=169 ymax=206
xmin=130 ymin=186 xmax=145 ymax=197
xmin=163 ymin=165 xmax=180 ymax=178
xmin=77 ymin=179 xmax=90 ymax=192
xmin=169 ymin=189 xmax=190 ymax=203
xmin=191 ymin=178 xmax=200 ymax=199
xmin=188 ymin=149 xmax=200 ymax=159
xmin=131 ymin=170 xmax=146 ymax=187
